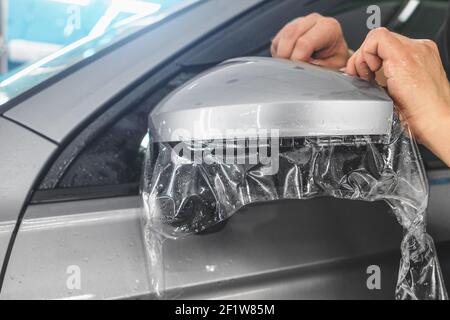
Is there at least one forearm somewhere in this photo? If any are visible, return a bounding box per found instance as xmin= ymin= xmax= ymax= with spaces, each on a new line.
xmin=373 ymin=69 xmax=450 ymax=167
xmin=421 ymin=111 xmax=450 ymax=167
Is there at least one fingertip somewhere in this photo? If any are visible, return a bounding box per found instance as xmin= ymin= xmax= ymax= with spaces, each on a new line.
xmin=270 ymin=48 xmax=276 ymax=58
xmin=277 ymin=38 xmax=294 ymax=59
xmin=309 ymin=59 xmax=321 ymax=66
xmin=345 ymin=68 xmax=355 ymax=76
xmin=270 ymin=42 xmax=277 ymax=57
xmin=345 ymin=55 xmax=356 ymax=75
xmin=290 ymin=39 xmax=314 ymax=62
xmin=357 ymin=64 xmax=372 ymax=80
xmin=290 ymin=50 xmax=309 ymax=62
xmin=344 ymin=65 xmax=353 ymax=75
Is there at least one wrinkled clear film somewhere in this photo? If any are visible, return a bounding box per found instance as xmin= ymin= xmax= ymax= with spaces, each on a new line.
xmin=141 ymin=113 xmax=447 ymax=300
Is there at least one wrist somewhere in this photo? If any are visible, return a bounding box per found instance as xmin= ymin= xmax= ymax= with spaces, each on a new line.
xmin=416 ymin=108 xmax=450 ymax=167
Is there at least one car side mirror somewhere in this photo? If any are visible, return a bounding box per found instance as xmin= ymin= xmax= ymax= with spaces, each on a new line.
xmin=149 ymin=57 xmax=394 ymax=143
xmin=142 ymin=57 xmax=446 ymax=300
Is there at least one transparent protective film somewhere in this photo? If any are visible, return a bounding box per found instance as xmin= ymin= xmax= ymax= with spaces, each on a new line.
xmin=141 ymin=114 xmax=448 ymax=300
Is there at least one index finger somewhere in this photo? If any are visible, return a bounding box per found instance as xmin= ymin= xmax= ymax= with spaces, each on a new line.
xmin=361 ymin=28 xmax=406 ymax=62
xmin=271 ymin=14 xmax=319 ymax=58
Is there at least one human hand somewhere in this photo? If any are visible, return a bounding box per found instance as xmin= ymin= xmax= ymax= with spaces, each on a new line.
xmin=346 ymin=27 xmax=450 ymax=166
xmin=271 ymin=13 xmax=351 ymax=69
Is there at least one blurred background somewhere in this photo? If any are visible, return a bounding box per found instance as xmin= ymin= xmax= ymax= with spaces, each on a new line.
xmin=0 ymin=0 xmax=184 ymax=77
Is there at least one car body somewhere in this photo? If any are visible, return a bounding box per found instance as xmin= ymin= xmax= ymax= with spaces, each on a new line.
xmin=0 ymin=0 xmax=450 ymax=300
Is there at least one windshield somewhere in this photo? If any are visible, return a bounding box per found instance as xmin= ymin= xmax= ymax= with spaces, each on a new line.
xmin=0 ymin=0 xmax=200 ymax=107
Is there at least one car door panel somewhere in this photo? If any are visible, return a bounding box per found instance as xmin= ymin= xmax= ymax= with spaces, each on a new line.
xmin=0 ymin=196 xmax=149 ymax=300
xmin=0 ymin=117 xmax=56 ymax=278
xmin=1 ymin=196 xmax=404 ymax=299
xmin=4 ymin=184 xmax=450 ymax=299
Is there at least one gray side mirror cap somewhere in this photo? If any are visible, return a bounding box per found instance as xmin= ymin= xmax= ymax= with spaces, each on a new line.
xmin=149 ymin=57 xmax=393 ymax=142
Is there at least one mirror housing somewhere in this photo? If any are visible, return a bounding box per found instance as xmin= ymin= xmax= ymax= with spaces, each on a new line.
xmin=149 ymin=57 xmax=393 ymax=143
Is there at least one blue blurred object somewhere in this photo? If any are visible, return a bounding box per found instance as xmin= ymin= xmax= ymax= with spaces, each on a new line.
xmin=9 ymin=0 xmax=182 ymax=45
xmin=0 ymin=0 xmax=198 ymax=105
xmin=5 ymin=0 xmax=185 ymax=67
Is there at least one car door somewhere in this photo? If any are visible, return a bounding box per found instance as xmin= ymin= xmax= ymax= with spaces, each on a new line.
xmin=1 ymin=0 xmax=449 ymax=300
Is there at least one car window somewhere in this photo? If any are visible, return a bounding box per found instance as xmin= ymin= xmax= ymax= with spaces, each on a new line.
xmin=56 ymin=72 xmax=201 ymax=189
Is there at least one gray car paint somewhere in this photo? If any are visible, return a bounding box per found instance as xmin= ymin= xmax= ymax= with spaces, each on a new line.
xmin=1 ymin=196 xmax=402 ymax=299
xmin=151 ymin=57 xmax=393 ymax=142
xmin=2 ymin=182 xmax=450 ymax=300
xmin=0 ymin=117 xmax=56 ymax=271
xmin=0 ymin=197 xmax=150 ymax=299
xmin=427 ymin=170 xmax=450 ymax=239
xmin=3 ymin=181 xmax=450 ymax=300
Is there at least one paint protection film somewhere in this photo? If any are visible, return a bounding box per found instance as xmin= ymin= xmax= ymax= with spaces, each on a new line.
xmin=141 ymin=114 xmax=447 ymax=300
